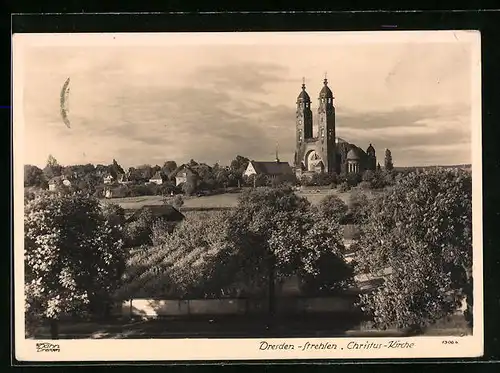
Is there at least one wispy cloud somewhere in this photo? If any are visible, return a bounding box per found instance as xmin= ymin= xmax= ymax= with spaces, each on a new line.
xmin=20 ymin=37 xmax=474 ymax=168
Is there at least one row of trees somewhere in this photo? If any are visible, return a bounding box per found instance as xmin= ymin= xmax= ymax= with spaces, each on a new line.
xmin=300 ymin=168 xmax=398 ymax=190
xmin=26 ymin=154 xmax=404 ymax=199
xmin=24 ymin=168 xmax=473 ymax=337
xmin=24 ymin=155 xmax=253 ymax=196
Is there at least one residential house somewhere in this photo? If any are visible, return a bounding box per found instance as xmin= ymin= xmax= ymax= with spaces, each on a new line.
xmin=48 ymin=176 xmax=72 ymax=191
xmin=149 ymin=171 xmax=166 ymax=185
xmin=170 ymin=165 xmax=199 ymax=187
xmin=103 ymin=174 xmax=114 ymax=184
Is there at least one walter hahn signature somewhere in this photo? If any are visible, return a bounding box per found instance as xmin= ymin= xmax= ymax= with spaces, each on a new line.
xmin=36 ymin=342 xmax=60 ymax=352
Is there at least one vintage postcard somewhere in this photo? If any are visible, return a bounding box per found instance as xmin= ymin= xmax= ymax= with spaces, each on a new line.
xmin=13 ymin=31 xmax=483 ymax=362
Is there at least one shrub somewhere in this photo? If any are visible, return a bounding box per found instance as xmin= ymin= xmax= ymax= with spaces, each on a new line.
xmin=172 ymin=195 xmax=184 ymax=209
xmin=337 ymin=181 xmax=350 ymax=192
xmin=358 ymin=181 xmax=372 ymax=190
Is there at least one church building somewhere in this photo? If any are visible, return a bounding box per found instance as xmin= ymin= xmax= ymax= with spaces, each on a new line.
xmin=294 ymin=77 xmax=382 ymax=178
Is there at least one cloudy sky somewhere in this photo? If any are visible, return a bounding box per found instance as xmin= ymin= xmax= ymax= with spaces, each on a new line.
xmin=16 ymin=32 xmax=479 ymax=168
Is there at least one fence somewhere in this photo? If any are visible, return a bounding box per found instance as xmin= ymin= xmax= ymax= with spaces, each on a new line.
xmin=118 ymin=296 xmax=358 ymax=319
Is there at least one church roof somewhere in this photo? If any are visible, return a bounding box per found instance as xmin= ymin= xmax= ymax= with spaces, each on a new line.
xmin=249 ymin=161 xmax=293 ymax=176
xmin=347 ymin=148 xmax=361 ymax=160
xmin=297 ymin=83 xmax=311 ymax=102
xmin=367 ymin=143 xmax=375 ymax=153
xmin=319 ymin=78 xmax=334 ymax=98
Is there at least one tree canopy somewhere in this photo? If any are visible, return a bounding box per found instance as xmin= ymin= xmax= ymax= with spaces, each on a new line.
xmin=354 ymin=169 xmax=473 ymax=329
xmin=24 ymin=193 xmax=126 ymax=331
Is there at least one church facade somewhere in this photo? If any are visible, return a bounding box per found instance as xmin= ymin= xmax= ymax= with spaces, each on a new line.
xmin=293 ymin=78 xmax=380 ymax=178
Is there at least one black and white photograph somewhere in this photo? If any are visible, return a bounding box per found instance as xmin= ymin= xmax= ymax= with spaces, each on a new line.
xmin=13 ymin=31 xmax=483 ymax=361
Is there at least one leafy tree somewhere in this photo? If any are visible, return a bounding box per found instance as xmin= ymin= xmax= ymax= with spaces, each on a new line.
xmin=124 ymin=208 xmax=155 ymax=248
xmin=24 ymin=165 xmax=47 ymax=188
xmin=182 ymin=172 xmax=199 ymax=196
xmin=230 ymin=155 xmax=250 ymax=173
xmin=384 ymin=149 xmax=394 ymax=171
xmin=162 ymin=161 xmax=178 ymax=176
xmin=228 ymin=187 xmax=351 ymax=318
xmin=43 ymin=155 xmax=63 ymax=180
xmin=370 ymin=170 xmax=386 ymax=189
xmin=346 ymin=172 xmax=361 ymax=187
xmin=245 ymin=173 xmax=269 ymax=187
xmin=108 ymin=159 xmax=125 ymax=179
xmin=195 ymin=163 xmax=217 ymax=191
xmin=230 ymin=155 xmax=250 ymax=185
xmin=101 ymin=203 xmax=126 ymax=229
xmin=135 ymin=164 xmax=154 ymax=181
xmin=347 ymin=189 xmax=370 ymax=224
xmin=160 ymin=211 xmax=241 ymax=298
xmin=316 ymin=194 xmax=349 ymax=224
xmin=24 ymin=193 xmax=125 ymax=338
xmin=355 ymin=169 xmax=473 ymax=330
xmin=95 ymin=164 xmax=109 ymax=176
xmin=215 ymin=168 xmax=230 ymax=188
xmin=362 ymin=170 xmax=375 ymax=184
xmin=309 ymin=172 xmax=337 ymax=186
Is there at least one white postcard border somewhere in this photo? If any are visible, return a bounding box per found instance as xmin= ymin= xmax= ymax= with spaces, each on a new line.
xmin=13 ymin=30 xmax=483 ymax=362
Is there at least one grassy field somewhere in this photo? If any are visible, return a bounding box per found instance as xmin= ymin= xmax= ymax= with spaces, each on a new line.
xmin=105 ymin=188 xmax=356 ymax=210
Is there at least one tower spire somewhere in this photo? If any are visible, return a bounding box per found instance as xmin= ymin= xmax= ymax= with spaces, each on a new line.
xmin=324 ymin=71 xmax=328 ymax=85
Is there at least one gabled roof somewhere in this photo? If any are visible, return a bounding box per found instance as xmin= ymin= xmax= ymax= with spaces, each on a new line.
xmin=170 ymin=164 xmax=199 ymax=178
xmin=125 ymin=204 xmax=185 ymax=223
xmin=248 ymin=161 xmax=293 ymax=176
xmin=149 ymin=171 xmax=164 ymax=180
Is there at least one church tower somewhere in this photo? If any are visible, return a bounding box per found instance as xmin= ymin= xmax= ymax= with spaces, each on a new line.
xmin=296 ymin=79 xmax=313 ymax=141
xmin=294 ymin=79 xmax=313 ymax=170
xmin=317 ymin=77 xmax=336 ymax=173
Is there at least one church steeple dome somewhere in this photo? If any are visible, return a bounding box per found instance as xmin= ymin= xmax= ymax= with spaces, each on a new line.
xmin=297 ymin=78 xmax=311 ymax=103
xmin=319 ymin=77 xmax=334 ymax=99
